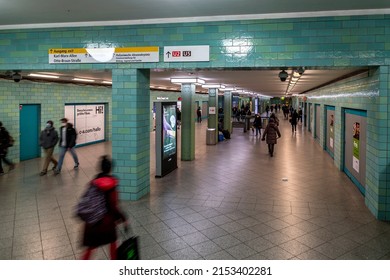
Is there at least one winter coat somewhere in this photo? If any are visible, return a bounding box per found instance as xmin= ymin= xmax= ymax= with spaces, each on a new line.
xmin=253 ymin=116 xmax=262 ymax=128
xmin=40 ymin=127 xmax=59 ymax=149
xmin=82 ymin=174 xmax=126 ymax=247
xmin=262 ymin=119 xmax=281 ymax=144
xmin=290 ymin=111 xmax=299 ymax=125
xmin=59 ymin=123 xmax=77 ymax=148
xmin=0 ymin=127 xmax=11 ymax=155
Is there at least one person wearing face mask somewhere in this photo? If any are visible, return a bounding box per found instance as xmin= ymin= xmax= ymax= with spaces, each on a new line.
xmin=54 ymin=118 xmax=79 ymax=175
xmin=39 ymin=120 xmax=59 ymax=176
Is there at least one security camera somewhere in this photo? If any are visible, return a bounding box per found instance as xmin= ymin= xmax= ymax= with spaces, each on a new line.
xmin=12 ymin=72 xmax=22 ymax=82
xmin=278 ymin=70 xmax=288 ymax=82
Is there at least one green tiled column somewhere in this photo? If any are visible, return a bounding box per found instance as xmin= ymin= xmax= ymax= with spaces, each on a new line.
xmin=111 ymin=68 xmax=150 ymax=200
xmin=224 ymin=91 xmax=232 ymax=133
xmin=208 ymin=89 xmax=218 ymax=143
xmin=365 ymin=66 xmax=390 ymax=220
xmin=181 ymin=83 xmax=196 ymax=161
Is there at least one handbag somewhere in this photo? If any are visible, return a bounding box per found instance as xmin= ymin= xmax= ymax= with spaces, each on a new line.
xmin=117 ymin=226 xmax=140 ymax=260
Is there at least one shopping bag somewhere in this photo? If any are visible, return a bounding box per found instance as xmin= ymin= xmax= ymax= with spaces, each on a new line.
xmin=117 ymin=236 xmax=140 ymax=260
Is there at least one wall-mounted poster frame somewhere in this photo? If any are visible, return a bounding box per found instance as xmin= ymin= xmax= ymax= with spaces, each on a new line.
xmin=64 ymin=103 xmax=106 ymax=147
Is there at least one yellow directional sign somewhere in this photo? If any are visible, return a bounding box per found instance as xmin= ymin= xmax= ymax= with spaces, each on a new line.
xmin=48 ymin=47 xmax=159 ymax=64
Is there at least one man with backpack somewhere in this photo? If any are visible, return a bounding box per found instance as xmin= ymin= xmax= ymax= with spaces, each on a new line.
xmin=0 ymin=121 xmax=15 ymax=175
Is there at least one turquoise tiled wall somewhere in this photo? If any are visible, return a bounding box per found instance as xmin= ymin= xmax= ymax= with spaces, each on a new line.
xmin=295 ymin=67 xmax=390 ymax=219
xmin=0 ymin=79 xmax=111 ymax=163
xmin=0 ymin=14 xmax=390 ymax=218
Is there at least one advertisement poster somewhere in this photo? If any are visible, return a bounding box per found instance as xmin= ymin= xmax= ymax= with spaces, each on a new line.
xmin=310 ymin=105 xmax=314 ymax=132
xmin=163 ymin=104 xmax=177 ymax=160
xmin=329 ymin=114 xmax=334 ymax=148
xmin=65 ymin=104 xmax=105 ymax=146
xmin=352 ymin=122 xmax=360 ymax=173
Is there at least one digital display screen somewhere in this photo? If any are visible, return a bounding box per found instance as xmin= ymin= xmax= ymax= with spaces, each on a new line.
xmin=162 ymin=104 xmax=177 ymax=160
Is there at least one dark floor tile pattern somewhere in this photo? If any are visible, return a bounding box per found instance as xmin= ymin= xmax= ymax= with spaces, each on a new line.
xmin=1 ymin=111 xmax=390 ymax=260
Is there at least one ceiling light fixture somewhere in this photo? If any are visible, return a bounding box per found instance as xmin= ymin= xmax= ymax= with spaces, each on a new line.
xmin=28 ymin=73 xmax=60 ymax=79
xmin=202 ymin=84 xmax=225 ymax=89
xmin=102 ymin=81 xmax=112 ymax=84
xmin=73 ymin=78 xmax=95 ymax=82
xmin=285 ymin=68 xmax=304 ymax=95
xmin=170 ymin=78 xmax=205 ymax=85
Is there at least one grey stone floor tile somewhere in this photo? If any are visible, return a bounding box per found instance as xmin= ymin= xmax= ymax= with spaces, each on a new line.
xmin=201 ymin=226 xmax=229 ymax=239
xmin=245 ymin=236 xmax=275 ymax=252
xmin=149 ymin=228 xmax=179 ymax=243
xmin=171 ymin=224 xmax=199 ymax=237
xmin=138 ymin=244 xmax=167 ymax=260
xmin=226 ymin=243 xmax=257 ymax=259
xmin=278 ymin=240 xmax=311 ymax=256
xmin=296 ymin=250 xmax=331 ymax=260
xmin=159 ymin=237 xmax=188 ymax=253
xmin=43 ymin=244 xmax=74 ymax=260
xmin=169 ymin=247 xmax=201 ymax=260
xmin=212 ymin=235 xmax=242 ymax=249
xmin=260 ymin=246 xmax=294 ymax=260
xmin=231 ymin=229 xmax=259 ymax=242
xmin=192 ymin=240 xmax=222 ymax=257
xmin=204 ymin=250 xmax=235 ymax=260
xmin=181 ymin=232 xmax=210 ymax=246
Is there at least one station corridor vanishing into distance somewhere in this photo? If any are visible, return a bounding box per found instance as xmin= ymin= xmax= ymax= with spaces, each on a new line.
xmin=1 ymin=112 xmax=390 ymax=260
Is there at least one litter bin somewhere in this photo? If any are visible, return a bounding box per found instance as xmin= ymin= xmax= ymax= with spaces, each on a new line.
xmin=262 ymin=117 xmax=269 ymax=128
xmin=244 ymin=116 xmax=251 ymax=133
xmin=206 ymin=128 xmax=216 ymax=145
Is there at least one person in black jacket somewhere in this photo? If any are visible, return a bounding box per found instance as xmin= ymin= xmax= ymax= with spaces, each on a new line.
xmin=252 ymin=114 xmax=262 ymax=137
xmin=39 ymin=120 xmax=59 ymax=176
xmin=0 ymin=121 xmax=15 ymax=174
xmin=54 ymin=118 xmax=79 ymax=174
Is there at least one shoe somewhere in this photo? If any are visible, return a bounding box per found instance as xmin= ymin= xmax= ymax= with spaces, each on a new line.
xmin=52 ymin=164 xmax=57 ymax=171
xmin=54 ymin=169 xmax=60 ymax=175
xmin=8 ymin=164 xmax=15 ymax=171
xmin=0 ymin=170 xmax=4 ymax=175
xmin=74 ymin=164 xmax=79 ymax=169
xmin=40 ymin=171 xmax=47 ymax=176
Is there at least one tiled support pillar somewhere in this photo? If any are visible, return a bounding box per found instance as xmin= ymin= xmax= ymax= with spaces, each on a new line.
xmin=365 ymin=66 xmax=390 ymax=220
xmin=181 ymin=83 xmax=196 ymax=161
xmin=208 ymin=88 xmax=218 ymax=143
xmin=224 ymin=91 xmax=232 ymax=133
xmin=111 ymin=69 xmax=150 ymax=200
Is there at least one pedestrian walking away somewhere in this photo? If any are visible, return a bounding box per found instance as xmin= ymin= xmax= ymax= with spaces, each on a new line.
xmin=0 ymin=121 xmax=15 ymax=174
xmin=290 ymin=109 xmax=299 ymax=133
xmin=252 ymin=114 xmax=262 ymax=137
xmin=196 ymin=107 xmax=202 ymax=123
xmin=39 ymin=120 xmax=59 ymax=176
xmin=261 ymin=118 xmax=281 ymax=157
xmin=54 ymin=118 xmax=79 ymax=174
xmin=80 ymin=155 xmax=128 ymax=260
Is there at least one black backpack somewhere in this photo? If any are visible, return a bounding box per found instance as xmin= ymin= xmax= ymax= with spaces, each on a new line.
xmin=76 ymin=182 xmax=107 ymax=224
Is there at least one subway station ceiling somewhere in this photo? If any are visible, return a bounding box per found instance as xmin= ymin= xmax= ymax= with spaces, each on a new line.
xmin=0 ymin=1 xmax=388 ymax=97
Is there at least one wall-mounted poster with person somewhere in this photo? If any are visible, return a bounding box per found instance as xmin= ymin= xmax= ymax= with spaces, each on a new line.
xmin=352 ymin=122 xmax=360 ymax=173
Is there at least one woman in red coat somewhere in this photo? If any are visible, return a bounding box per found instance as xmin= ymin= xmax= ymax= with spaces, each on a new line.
xmin=81 ymin=156 xmax=127 ymax=260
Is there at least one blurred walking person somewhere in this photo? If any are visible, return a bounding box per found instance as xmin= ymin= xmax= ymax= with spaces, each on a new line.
xmin=290 ymin=109 xmax=299 ymax=133
xmin=196 ymin=107 xmax=202 ymax=123
xmin=0 ymin=121 xmax=15 ymax=174
xmin=80 ymin=155 xmax=128 ymax=260
xmin=261 ymin=118 xmax=281 ymax=157
xmin=39 ymin=120 xmax=59 ymax=176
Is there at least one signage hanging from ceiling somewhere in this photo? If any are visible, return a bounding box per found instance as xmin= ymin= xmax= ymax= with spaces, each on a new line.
xmin=164 ymin=45 xmax=209 ymax=62
xmin=48 ymin=47 xmax=159 ymax=64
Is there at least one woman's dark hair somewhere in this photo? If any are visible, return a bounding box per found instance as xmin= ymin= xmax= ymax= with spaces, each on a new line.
xmin=100 ymin=155 xmax=112 ymax=174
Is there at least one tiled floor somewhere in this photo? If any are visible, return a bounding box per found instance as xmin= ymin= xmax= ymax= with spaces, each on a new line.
xmin=1 ymin=111 xmax=390 ymax=260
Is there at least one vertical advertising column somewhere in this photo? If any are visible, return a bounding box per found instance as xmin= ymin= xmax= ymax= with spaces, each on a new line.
xmin=181 ymin=83 xmax=196 ymax=161
xmin=112 ymin=69 xmax=150 ymax=200
xmin=224 ymin=91 xmax=232 ymax=133
xmin=208 ymin=88 xmax=218 ymax=143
